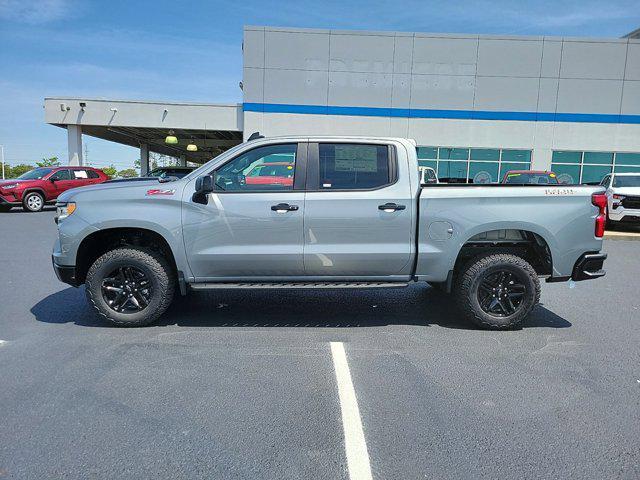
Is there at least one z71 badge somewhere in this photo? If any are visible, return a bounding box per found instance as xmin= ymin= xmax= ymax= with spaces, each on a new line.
xmin=146 ymin=189 xmax=176 ymax=196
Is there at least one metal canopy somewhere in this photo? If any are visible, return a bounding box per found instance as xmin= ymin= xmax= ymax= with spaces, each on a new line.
xmin=78 ymin=125 xmax=242 ymax=164
xmin=44 ymin=97 xmax=244 ymax=165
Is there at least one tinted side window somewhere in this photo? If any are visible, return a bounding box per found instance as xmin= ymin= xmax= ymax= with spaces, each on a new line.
xmin=318 ymin=144 xmax=391 ymax=190
xmin=86 ymin=170 xmax=100 ymax=179
xmin=50 ymin=169 xmax=71 ymax=180
xmin=215 ymin=144 xmax=297 ymax=192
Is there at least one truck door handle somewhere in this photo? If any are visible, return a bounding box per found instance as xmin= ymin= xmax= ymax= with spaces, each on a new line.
xmin=378 ymin=203 xmax=406 ymax=212
xmin=271 ymin=203 xmax=299 ymax=213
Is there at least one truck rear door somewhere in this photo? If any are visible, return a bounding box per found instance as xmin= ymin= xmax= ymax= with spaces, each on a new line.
xmin=303 ymin=141 xmax=414 ymax=277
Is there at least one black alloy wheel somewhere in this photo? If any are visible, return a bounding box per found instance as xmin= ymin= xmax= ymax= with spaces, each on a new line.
xmin=476 ymin=269 xmax=526 ymax=317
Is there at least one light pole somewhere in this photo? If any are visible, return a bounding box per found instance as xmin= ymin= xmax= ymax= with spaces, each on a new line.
xmin=1 ymin=145 xmax=4 ymax=180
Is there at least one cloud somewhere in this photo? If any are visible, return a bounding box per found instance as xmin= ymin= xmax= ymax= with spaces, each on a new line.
xmin=0 ymin=0 xmax=71 ymax=24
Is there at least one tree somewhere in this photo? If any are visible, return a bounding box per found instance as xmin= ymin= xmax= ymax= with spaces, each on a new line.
xmin=37 ymin=157 xmax=60 ymax=167
xmin=117 ymin=168 xmax=137 ymax=178
xmin=7 ymin=164 xmax=33 ymax=178
xmin=134 ymin=155 xmax=159 ymax=172
xmin=102 ymin=165 xmax=118 ymax=178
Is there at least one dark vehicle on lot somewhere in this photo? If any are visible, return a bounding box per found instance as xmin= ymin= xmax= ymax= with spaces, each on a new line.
xmin=501 ymin=170 xmax=559 ymax=185
xmin=0 ymin=166 xmax=108 ymax=212
xmin=148 ymin=166 xmax=195 ymax=179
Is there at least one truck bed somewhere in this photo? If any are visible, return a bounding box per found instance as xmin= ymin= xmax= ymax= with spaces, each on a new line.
xmin=415 ymin=183 xmax=604 ymax=282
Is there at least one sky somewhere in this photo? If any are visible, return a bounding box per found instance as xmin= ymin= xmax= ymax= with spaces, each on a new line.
xmin=0 ymin=0 xmax=639 ymax=171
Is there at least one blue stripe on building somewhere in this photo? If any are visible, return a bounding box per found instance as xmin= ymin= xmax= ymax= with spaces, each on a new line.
xmin=243 ymin=103 xmax=640 ymax=125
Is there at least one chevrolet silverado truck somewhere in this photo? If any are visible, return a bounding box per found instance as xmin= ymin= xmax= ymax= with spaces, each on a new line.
xmin=52 ymin=136 xmax=608 ymax=329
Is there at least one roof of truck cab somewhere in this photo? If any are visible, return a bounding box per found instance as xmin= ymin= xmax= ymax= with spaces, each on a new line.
xmin=250 ymin=135 xmax=412 ymax=142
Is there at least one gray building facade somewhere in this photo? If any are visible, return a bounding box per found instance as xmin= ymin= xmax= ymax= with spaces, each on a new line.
xmin=46 ymin=25 xmax=640 ymax=184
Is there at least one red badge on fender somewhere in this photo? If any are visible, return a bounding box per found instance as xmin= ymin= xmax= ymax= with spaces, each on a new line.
xmin=146 ymin=189 xmax=175 ymax=196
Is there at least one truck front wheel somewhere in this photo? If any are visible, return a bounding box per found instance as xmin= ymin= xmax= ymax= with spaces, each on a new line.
xmin=85 ymin=247 xmax=175 ymax=327
xmin=456 ymin=253 xmax=540 ymax=330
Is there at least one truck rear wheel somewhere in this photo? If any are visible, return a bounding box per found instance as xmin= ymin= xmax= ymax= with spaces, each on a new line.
xmin=455 ymin=253 xmax=540 ymax=330
xmin=85 ymin=247 xmax=174 ymax=327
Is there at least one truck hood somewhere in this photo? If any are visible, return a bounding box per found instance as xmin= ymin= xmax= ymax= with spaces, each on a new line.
xmin=612 ymin=187 xmax=640 ymax=196
xmin=58 ymin=179 xmax=162 ymax=202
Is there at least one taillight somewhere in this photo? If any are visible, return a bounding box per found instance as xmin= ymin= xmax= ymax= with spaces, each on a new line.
xmin=591 ymin=193 xmax=607 ymax=238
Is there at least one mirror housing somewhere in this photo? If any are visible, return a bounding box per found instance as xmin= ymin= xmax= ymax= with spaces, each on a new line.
xmin=192 ymin=175 xmax=214 ymax=204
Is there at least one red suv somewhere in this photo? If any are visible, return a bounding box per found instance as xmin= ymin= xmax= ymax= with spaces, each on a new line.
xmin=0 ymin=166 xmax=109 ymax=212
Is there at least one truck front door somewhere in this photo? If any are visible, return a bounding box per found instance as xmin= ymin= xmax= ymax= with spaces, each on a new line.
xmin=182 ymin=143 xmax=307 ymax=280
xmin=303 ymin=142 xmax=414 ymax=277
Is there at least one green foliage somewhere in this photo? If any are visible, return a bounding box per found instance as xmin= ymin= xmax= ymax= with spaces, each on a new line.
xmin=36 ymin=157 xmax=60 ymax=167
xmin=5 ymin=164 xmax=34 ymax=178
xmin=102 ymin=165 xmax=118 ymax=178
xmin=117 ymin=168 xmax=138 ymax=178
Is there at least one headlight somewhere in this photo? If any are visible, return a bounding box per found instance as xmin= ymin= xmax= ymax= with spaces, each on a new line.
xmin=2 ymin=184 xmax=17 ymax=190
xmin=55 ymin=202 xmax=76 ymax=223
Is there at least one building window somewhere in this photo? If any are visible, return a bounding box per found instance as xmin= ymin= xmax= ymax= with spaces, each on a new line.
xmin=417 ymin=146 xmax=531 ymax=183
xmin=551 ymin=151 xmax=640 ymax=184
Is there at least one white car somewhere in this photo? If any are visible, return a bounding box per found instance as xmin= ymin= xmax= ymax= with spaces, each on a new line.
xmin=600 ymin=172 xmax=640 ymax=225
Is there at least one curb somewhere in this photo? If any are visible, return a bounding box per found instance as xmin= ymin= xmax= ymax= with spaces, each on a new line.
xmin=604 ymin=231 xmax=640 ymax=241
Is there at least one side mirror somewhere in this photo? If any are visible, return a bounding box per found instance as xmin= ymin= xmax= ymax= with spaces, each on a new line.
xmin=49 ymin=177 xmax=57 ymax=182
xmin=192 ymin=175 xmax=214 ymax=204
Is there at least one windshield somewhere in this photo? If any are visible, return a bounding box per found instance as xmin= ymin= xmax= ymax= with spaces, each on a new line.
xmin=613 ymin=175 xmax=640 ymax=188
xmin=16 ymin=167 xmax=54 ymax=180
xmin=504 ymin=172 xmax=559 ymax=185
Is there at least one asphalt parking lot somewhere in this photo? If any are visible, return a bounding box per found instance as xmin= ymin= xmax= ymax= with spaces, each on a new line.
xmin=1 ymin=208 xmax=639 ymax=479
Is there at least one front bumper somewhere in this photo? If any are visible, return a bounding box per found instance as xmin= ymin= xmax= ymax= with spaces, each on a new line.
xmin=608 ymin=205 xmax=640 ymax=222
xmin=52 ymin=256 xmax=80 ymax=287
xmin=0 ymin=194 xmax=20 ymax=205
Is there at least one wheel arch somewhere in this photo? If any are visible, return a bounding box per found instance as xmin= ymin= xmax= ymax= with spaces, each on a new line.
xmin=75 ymin=227 xmax=178 ymax=285
xmin=453 ymin=228 xmax=553 ymax=278
xmin=21 ymin=187 xmax=47 ymax=201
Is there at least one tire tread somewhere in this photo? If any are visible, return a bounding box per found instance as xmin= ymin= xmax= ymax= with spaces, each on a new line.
xmin=85 ymin=247 xmax=174 ymax=327
xmin=456 ymin=253 xmax=540 ymax=330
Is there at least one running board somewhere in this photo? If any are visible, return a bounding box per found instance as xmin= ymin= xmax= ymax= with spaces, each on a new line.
xmin=190 ymin=282 xmax=409 ymax=290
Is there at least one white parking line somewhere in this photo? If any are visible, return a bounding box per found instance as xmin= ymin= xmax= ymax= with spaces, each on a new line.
xmin=330 ymin=341 xmax=373 ymax=480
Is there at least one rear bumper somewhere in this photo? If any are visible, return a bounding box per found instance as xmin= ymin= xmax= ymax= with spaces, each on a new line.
xmin=546 ymin=252 xmax=607 ymax=283
xmin=52 ymin=256 xmax=80 ymax=287
xmin=572 ymin=252 xmax=607 ymax=281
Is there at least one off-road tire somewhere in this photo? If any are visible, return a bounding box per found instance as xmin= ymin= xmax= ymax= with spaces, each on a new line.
xmin=22 ymin=191 xmax=44 ymax=212
xmin=455 ymin=253 xmax=540 ymax=330
xmin=85 ymin=247 xmax=174 ymax=327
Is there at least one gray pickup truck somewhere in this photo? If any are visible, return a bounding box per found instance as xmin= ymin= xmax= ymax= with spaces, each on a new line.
xmin=52 ymin=136 xmax=608 ymax=329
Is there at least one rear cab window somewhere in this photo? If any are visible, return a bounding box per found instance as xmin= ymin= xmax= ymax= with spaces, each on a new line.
xmin=313 ymin=143 xmax=394 ymax=190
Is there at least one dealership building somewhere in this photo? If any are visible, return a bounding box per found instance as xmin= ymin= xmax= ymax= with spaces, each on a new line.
xmin=45 ymin=25 xmax=640 ymax=184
